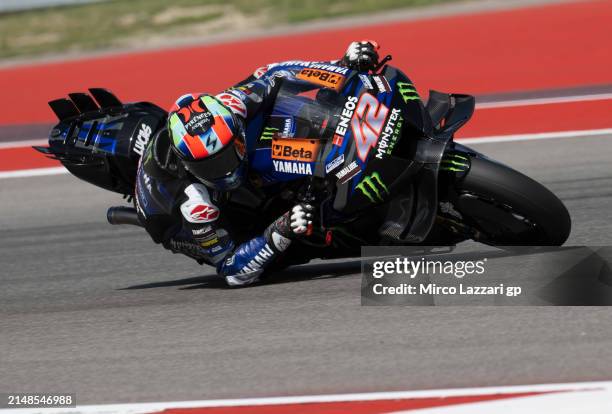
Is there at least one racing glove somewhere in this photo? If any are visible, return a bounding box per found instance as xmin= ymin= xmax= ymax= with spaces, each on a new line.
xmin=265 ymin=203 xmax=314 ymax=253
xmin=341 ymin=40 xmax=380 ymax=72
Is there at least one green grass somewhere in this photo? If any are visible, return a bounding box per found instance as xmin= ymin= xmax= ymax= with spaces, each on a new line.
xmin=0 ymin=0 xmax=455 ymax=59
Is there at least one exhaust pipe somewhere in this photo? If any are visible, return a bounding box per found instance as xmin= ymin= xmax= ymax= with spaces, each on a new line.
xmin=107 ymin=206 xmax=142 ymax=227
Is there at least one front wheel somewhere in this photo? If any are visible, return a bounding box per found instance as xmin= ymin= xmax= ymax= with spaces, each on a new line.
xmin=452 ymin=155 xmax=571 ymax=245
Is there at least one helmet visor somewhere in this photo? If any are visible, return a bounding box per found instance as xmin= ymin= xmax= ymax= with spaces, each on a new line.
xmin=182 ymin=135 xmax=245 ymax=182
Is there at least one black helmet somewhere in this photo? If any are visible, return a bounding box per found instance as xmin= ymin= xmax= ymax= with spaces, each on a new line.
xmin=168 ymin=93 xmax=246 ymax=191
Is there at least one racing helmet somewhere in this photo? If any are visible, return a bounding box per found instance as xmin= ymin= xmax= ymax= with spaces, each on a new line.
xmin=167 ymin=93 xmax=246 ymax=191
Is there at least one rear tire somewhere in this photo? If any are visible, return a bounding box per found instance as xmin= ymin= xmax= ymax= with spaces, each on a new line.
xmin=454 ymin=155 xmax=571 ymax=245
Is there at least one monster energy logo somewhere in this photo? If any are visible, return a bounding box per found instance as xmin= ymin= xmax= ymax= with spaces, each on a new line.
xmin=397 ymin=82 xmax=420 ymax=103
xmin=440 ymin=153 xmax=470 ymax=172
xmin=356 ymin=172 xmax=388 ymax=202
xmin=259 ymin=126 xmax=278 ymax=141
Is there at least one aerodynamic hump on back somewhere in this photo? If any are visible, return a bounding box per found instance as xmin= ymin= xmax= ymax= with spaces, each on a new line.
xmin=35 ymin=89 xmax=167 ymax=195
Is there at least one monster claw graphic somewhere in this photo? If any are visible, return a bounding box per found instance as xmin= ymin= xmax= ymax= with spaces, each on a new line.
xmin=259 ymin=126 xmax=278 ymax=141
xmin=356 ymin=172 xmax=389 ymax=202
xmin=397 ymin=82 xmax=420 ymax=103
xmin=440 ymin=153 xmax=470 ymax=173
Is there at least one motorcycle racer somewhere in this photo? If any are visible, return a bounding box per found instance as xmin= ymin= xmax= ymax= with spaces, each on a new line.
xmin=134 ymin=41 xmax=380 ymax=287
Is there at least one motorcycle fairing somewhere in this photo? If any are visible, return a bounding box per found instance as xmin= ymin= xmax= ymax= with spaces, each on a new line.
xmin=247 ymin=76 xmax=347 ymax=184
xmin=382 ymin=90 xmax=475 ymax=242
xmin=265 ymin=60 xmax=351 ymax=78
xmin=244 ymin=65 xmax=439 ymax=238
xmin=332 ymin=67 xmax=434 ymax=215
xmin=35 ymin=68 xmax=476 ymax=246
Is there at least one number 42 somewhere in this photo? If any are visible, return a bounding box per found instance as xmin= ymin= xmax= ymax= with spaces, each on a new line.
xmin=351 ymin=93 xmax=389 ymax=162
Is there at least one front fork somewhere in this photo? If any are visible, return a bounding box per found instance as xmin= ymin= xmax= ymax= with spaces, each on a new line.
xmin=433 ymin=144 xmax=480 ymax=243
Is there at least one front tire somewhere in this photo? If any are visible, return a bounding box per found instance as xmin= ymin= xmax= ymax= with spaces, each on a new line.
xmin=453 ymin=155 xmax=571 ymax=245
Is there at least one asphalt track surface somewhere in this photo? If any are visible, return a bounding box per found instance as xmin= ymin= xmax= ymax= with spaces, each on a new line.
xmin=1 ymin=133 xmax=611 ymax=404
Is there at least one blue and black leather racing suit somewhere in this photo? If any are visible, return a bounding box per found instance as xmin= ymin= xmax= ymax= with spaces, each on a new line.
xmin=134 ymin=62 xmax=324 ymax=285
xmin=134 ymin=41 xmax=380 ymax=285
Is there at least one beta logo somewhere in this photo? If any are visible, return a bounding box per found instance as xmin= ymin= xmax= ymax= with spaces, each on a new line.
xmin=189 ymin=204 xmax=219 ymax=222
xmin=296 ymin=68 xmax=345 ymax=91
xmin=271 ymin=138 xmax=320 ymax=162
xmin=133 ymin=123 xmax=152 ymax=156
xmin=272 ymin=145 xmax=313 ymax=160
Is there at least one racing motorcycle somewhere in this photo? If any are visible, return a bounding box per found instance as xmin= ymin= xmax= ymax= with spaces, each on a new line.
xmin=35 ymin=60 xmax=571 ymax=267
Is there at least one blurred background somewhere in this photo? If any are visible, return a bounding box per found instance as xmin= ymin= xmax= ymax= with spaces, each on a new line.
xmin=0 ymin=0 xmax=453 ymax=59
xmin=4 ymin=1 xmax=609 ymax=206
xmin=1 ymin=0 xmax=609 ymax=136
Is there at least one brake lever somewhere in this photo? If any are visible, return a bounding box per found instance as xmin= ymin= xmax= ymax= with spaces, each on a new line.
xmin=373 ymin=54 xmax=393 ymax=74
